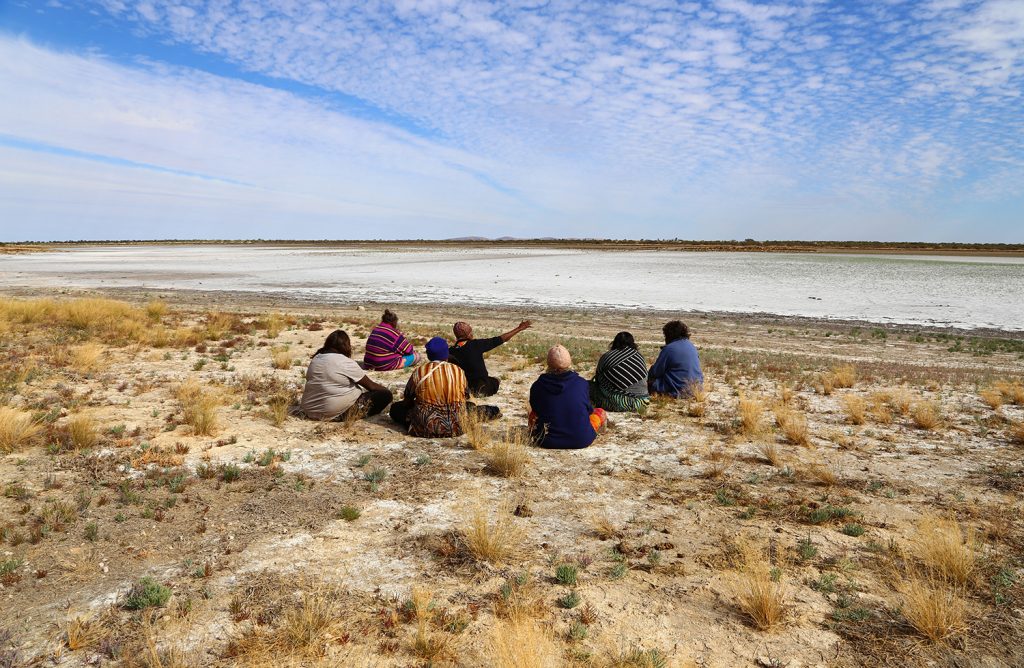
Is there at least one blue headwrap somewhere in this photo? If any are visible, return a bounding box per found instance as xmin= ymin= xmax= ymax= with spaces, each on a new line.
xmin=425 ymin=336 xmax=450 ymax=361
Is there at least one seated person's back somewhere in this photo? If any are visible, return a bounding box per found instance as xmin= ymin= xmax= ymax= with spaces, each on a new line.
xmin=363 ymin=309 xmax=418 ymax=371
xmin=301 ymin=329 xmax=393 ymax=420
xmin=649 ymin=320 xmax=703 ymax=397
xmin=530 ymin=345 xmax=603 ymax=449
xmin=390 ymin=337 xmax=476 ymax=438
xmin=301 ymin=352 xmax=364 ymax=420
xmin=448 ymin=319 xmax=532 ymax=396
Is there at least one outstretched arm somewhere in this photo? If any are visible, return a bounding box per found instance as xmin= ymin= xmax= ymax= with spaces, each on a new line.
xmin=500 ymin=320 xmax=532 ymax=342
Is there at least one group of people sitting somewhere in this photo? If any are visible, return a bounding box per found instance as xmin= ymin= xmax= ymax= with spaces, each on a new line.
xmin=299 ymin=309 xmax=703 ymax=449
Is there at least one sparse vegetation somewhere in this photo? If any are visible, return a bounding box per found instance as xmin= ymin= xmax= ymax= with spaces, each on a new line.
xmin=1 ymin=297 xmax=1022 ymax=667
xmin=900 ymin=573 xmax=968 ymax=642
xmin=831 ymin=365 xmax=857 ymax=389
xmin=123 ymin=577 xmax=172 ymax=610
xmin=70 ymin=342 xmax=104 ymax=373
xmin=175 ymin=379 xmax=220 ymax=435
xmin=911 ymin=515 xmax=978 ymax=585
xmin=338 ymin=505 xmax=361 ymax=521
xmin=461 ymin=504 xmax=523 ymax=565
xmin=270 ymin=347 xmax=293 ymax=370
xmin=63 ymin=414 xmax=98 ymax=451
xmin=735 ymin=560 xmax=787 ymax=631
xmin=773 ymin=405 xmax=809 ymax=446
xmin=0 ymin=407 xmax=41 ymax=453
xmin=757 ymin=441 xmax=785 ymax=467
xmin=842 ymin=394 xmax=866 ymax=425
xmin=911 ymin=400 xmax=943 ymax=430
xmin=737 ymin=393 xmax=765 ymax=437
xmin=487 ymin=616 xmax=560 ymax=668
xmin=267 ymin=392 xmax=292 ymax=427
xmin=484 ymin=427 xmax=530 ymax=477
xmin=805 ymin=458 xmax=841 ymax=487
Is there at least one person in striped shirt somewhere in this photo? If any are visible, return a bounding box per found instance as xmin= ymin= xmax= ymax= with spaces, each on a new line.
xmin=362 ymin=309 xmax=422 ymax=371
xmin=590 ymin=331 xmax=651 ymax=413
xmin=389 ymin=337 xmax=499 ymax=437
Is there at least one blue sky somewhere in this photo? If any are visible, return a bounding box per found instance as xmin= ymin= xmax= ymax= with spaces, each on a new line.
xmin=0 ymin=0 xmax=1022 ymax=242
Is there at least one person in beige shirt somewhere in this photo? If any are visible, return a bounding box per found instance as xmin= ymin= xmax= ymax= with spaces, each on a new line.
xmin=300 ymin=330 xmax=392 ymax=420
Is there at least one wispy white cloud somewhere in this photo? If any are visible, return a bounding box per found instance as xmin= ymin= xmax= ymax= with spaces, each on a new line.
xmin=1 ymin=0 xmax=1023 ymax=240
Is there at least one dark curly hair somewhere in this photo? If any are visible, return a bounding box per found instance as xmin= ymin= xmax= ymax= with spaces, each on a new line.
xmin=662 ymin=320 xmax=690 ymax=343
xmin=382 ymin=309 xmax=399 ymax=326
xmin=610 ymin=331 xmax=638 ymax=350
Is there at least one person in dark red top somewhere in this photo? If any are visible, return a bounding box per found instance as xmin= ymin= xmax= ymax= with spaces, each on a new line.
xmin=448 ymin=319 xmax=532 ymax=397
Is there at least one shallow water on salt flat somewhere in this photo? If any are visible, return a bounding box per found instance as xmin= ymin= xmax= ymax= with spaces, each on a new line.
xmin=2 ymin=245 xmax=1022 ymax=330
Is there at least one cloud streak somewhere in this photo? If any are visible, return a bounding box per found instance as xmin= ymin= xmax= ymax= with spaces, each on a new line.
xmin=0 ymin=0 xmax=1022 ymax=240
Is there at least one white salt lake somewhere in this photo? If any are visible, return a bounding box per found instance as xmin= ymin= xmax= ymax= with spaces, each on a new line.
xmin=1 ymin=245 xmax=1022 ymax=331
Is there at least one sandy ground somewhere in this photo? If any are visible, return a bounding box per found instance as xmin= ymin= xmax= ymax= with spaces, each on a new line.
xmin=1 ymin=289 xmax=1023 ymax=667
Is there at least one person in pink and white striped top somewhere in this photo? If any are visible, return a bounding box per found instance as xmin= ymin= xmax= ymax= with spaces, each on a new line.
xmin=362 ymin=309 xmax=422 ymax=371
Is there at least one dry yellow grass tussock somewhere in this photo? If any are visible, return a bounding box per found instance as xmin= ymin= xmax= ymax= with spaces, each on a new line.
xmin=71 ymin=342 xmax=105 ymax=373
xmin=911 ymin=400 xmax=942 ymax=430
xmin=899 ymin=573 xmax=969 ymax=643
xmin=756 ymin=441 xmax=785 ymax=468
xmin=64 ymin=414 xmax=98 ymax=451
xmin=911 ymin=516 xmax=979 ymax=586
xmin=175 ymin=379 xmax=221 ymax=436
xmin=64 ymin=616 xmax=106 ymax=652
xmin=0 ymin=407 xmax=42 ymax=454
xmin=145 ymin=299 xmax=168 ymax=321
xmin=462 ymin=408 xmax=492 ymax=450
xmin=486 ymin=617 xmax=561 ymax=668
xmin=979 ymin=388 xmax=1004 ymax=410
xmin=703 ymin=445 xmax=734 ymax=479
xmin=737 ymin=393 xmax=765 ymax=437
xmin=888 ymin=387 xmax=913 ymax=416
xmin=484 ymin=427 xmax=530 ymax=477
xmin=687 ymin=381 xmax=708 ymax=417
xmin=842 ymin=394 xmax=866 ymax=425
xmin=462 ymin=503 xmax=524 ymax=565
xmin=0 ymin=297 xmax=151 ymax=343
xmin=268 ymin=393 xmax=292 ymax=428
xmin=773 ymin=405 xmax=809 ymax=446
xmin=734 ymin=559 xmax=787 ymax=631
xmin=1010 ymin=421 xmax=1024 ymax=445
xmin=591 ymin=511 xmax=620 ymax=540
xmin=804 ymin=457 xmax=841 ymax=487
xmin=227 ymin=591 xmax=338 ymax=662
xmin=263 ymin=313 xmax=286 ymax=338
xmin=868 ymin=391 xmax=894 ymax=424
xmin=830 ymin=364 xmax=857 ymax=389
xmin=270 ymin=347 xmax=293 ymax=370
xmin=994 ymin=379 xmax=1024 ymax=405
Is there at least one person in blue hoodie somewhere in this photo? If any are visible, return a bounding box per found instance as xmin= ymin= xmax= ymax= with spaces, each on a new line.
xmin=529 ymin=345 xmax=607 ymax=449
xmin=648 ymin=320 xmax=704 ymax=398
